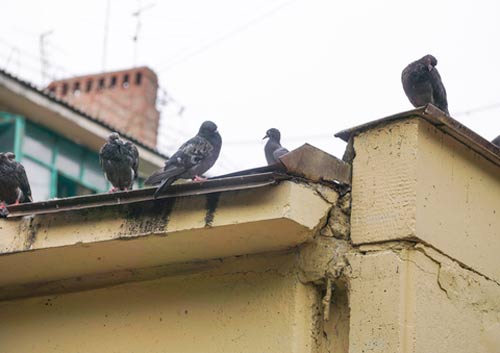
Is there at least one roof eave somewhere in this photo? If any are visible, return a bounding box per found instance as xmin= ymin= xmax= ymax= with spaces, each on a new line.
xmin=0 ymin=70 xmax=165 ymax=175
xmin=335 ymin=104 xmax=500 ymax=167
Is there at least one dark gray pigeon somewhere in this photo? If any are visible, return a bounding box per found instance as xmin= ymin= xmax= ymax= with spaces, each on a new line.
xmin=145 ymin=120 xmax=222 ymax=198
xmin=402 ymin=54 xmax=449 ymax=115
xmin=0 ymin=152 xmax=32 ymax=216
xmin=492 ymin=135 xmax=500 ymax=147
xmin=99 ymin=133 xmax=139 ymax=192
xmin=263 ymin=128 xmax=289 ymax=165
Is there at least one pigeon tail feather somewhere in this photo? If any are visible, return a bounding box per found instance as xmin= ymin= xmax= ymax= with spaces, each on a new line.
xmin=153 ymin=176 xmax=176 ymax=199
xmin=148 ymin=166 xmax=186 ymax=198
xmin=144 ymin=170 xmax=168 ymax=186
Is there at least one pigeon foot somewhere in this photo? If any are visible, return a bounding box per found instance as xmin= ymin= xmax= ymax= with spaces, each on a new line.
xmin=0 ymin=203 xmax=9 ymax=218
xmin=192 ymin=175 xmax=207 ymax=182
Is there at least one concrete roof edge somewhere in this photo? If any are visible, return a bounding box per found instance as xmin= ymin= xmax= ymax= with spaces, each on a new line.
xmin=0 ymin=180 xmax=333 ymax=298
xmin=335 ymin=104 xmax=500 ymax=167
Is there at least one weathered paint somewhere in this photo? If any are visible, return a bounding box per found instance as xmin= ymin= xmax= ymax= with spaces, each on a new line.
xmin=0 ymin=112 xmax=498 ymax=353
xmin=350 ymin=118 xmax=500 ymax=283
xmin=0 ymin=252 xmax=320 ymax=353
xmin=0 ymin=181 xmax=331 ymax=298
xmin=347 ymin=244 xmax=500 ymax=353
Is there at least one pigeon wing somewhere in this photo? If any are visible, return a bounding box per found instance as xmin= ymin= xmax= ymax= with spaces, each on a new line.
xmin=272 ymin=147 xmax=289 ymax=162
xmin=99 ymin=141 xmax=110 ymax=169
xmin=13 ymin=162 xmax=32 ymax=202
xmin=149 ymin=136 xmax=213 ymax=198
xmin=430 ymin=68 xmax=449 ymax=114
xmin=124 ymin=141 xmax=139 ymax=180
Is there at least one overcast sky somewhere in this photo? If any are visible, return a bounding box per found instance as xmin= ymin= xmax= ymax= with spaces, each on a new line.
xmin=2 ymin=0 xmax=500 ymax=174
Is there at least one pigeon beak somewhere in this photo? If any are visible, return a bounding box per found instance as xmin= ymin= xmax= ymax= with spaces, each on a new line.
xmin=263 ymin=135 xmax=269 ymax=140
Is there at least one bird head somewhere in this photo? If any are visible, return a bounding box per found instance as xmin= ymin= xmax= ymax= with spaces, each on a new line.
xmin=263 ymin=128 xmax=281 ymax=141
xmin=108 ymin=132 xmax=120 ymax=142
xmin=199 ymin=121 xmax=218 ymax=136
xmin=421 ymin=54 xmax=438 ymax=72
xmin=0 ymin=152 xmax=14 ymax=162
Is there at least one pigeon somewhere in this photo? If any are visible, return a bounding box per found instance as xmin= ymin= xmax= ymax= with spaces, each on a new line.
xmin=492 ymin=135 xmax=500 ymax=147
xmin=263 ymin=128 xmax=289 ymax=165
xmin=402 ymin=54 xmax=449 ymax=115
xmin=99 ymin=133 xmax=139 ymax=192
xmin=0 ymin=152 xmax=32 ymax=216
xmin=145 ymin=120 xmax=222 ymax=198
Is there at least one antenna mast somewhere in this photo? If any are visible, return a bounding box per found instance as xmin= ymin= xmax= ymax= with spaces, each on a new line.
xmin=132 ymin=2 xmax=155 ymax=66
xmin=39 ymin=30 xmax=53 ymax=86
xmin=102 ymin=0 xmax=111 ymax=71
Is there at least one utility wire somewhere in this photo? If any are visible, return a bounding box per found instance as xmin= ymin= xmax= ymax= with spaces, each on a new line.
xmin=454 ymin=102 xmax=500 ymax=116
xmin=158 ymin=0 xmax=298 ymax=72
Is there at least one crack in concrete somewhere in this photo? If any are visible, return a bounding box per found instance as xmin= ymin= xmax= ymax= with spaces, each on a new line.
xmin=354 ymin=239 xmax=500 ymax=287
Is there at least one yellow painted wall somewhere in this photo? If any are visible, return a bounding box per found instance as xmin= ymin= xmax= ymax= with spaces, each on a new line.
xmin=348 ymin=245 xmax=500 ymax=353
xmin=1 ymin=115 xmax=498 ymax=353
xmin=350 ymin=118 xmax=500 ymax=282
xmin=0 ymin=253 xmax=321 ymax=353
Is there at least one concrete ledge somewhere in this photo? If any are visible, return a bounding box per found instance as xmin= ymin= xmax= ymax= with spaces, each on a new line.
xmin=349 ymin=117 xmax=500 ymax=283
xmin=0 ymin=181 xmax=330 ymax=292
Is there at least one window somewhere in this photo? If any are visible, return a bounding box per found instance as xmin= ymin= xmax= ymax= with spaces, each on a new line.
xmin=24 ymin=124 xmax=54 ymax=164
xmin=0 ymin=121 xmax=15 ymax=152
xmin=22 ymin=158 xmax=51 ymax=201
xmin=83 ymin=153 xmax=107 ymax=191
xmin=57 ymin=174 xmax=95 ymax=198
xmin=73 ymin=81 xmax=81 ymax=96
xmin=98 ymin=77 xmax=105 ymax=90
xmin=122 ymin=74 xmax=129 ymax=88
xmin=56 ymin=140 xmax=82 ymax=178
xmin=135 ymin=72 xmax=142 ymax=85
xmin=2 ymin=114 xmax=110 ymax=201
xmin=85 ymin=80 xmax=93 ymax=92
xmin=110 ymin=76 xmax=117 ymax=88
xmin=61 ymin=83 xmax=68 ymax=96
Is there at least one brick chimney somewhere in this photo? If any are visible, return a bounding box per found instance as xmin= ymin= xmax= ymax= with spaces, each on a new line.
xmin=46 ymin=67 xmax=160 ymax=147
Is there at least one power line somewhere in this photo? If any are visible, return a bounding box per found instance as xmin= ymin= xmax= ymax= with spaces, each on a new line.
xmin=39 ymin=30 xmax=53 ymax=86
xmin=132 ymin=1 xmax=156 ymax=67
xmin=158 ymin=0 xmax=298 ymax=72
xmin=454 ymin=102 xmax=500 ymax=116
xmin=102 ymin=0 xmax=111 ymax=71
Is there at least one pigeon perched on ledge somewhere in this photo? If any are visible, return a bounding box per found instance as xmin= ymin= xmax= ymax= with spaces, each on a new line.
xmin=145 ymin=120 xmax=222 ymax=198
xmin=99 ymin=133 xmax=139 ymax=192
xmin=263 ymin=128 xmax=289 ymax=165
xmin=0 ymin=152 xmax=32 ymax=217
xmin=402 ymin=54 xmax=449 ymax=115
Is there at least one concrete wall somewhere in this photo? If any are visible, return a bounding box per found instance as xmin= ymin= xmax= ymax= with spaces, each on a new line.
xmin=348 ymin=244 xmax=500 ymax=353
xmin=350 ymin=118 xmax=500 ymax=282
xmin=347 ymin=116 xmax=500 ymax=353
xmin=0 ymin=253 xmax=321 ymax=353
xmin=0 ymin=114 xmax=498 ymax=353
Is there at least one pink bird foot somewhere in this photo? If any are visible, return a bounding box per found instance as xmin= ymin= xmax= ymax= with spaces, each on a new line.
xmin=192 ymin=175 xmax=207 ymax=182
xmin=0 ymin=203 xmax=9 ymax=218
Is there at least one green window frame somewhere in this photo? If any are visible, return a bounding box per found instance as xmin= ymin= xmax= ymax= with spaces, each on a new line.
xmin=0 ymin=112 xmax=110 ymax=199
